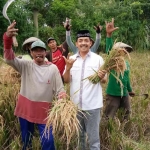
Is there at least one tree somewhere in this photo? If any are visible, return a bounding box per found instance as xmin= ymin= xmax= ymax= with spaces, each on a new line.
xmin=24 ymin=0 xmax=53 ymax=37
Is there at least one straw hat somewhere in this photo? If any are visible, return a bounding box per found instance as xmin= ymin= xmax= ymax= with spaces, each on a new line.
xmin=113 ymin=42 xmax=133 ymax=53
xmin=22 ymin=37 xmax=39 ymax=50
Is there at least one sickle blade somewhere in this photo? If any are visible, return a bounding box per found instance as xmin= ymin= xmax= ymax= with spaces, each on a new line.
xmin=2 ymin=0 xmax=15 ymax=24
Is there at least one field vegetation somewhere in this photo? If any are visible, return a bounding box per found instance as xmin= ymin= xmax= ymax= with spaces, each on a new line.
xmin=0 ymin=51 xmax=150 ymax=149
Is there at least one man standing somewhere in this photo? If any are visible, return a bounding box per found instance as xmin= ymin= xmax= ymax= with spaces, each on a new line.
xmin=46 ymin=37 xmax=69 ymax=78
xmin=63 ymin=18 xmax=102 ymax=54
xmin=104 ymin=18 xmax=135 ymax=121
xmin=3 ymin=21 xmax=66 ymax=150
xmin=63 ymin=30 xmax=107 ymax=150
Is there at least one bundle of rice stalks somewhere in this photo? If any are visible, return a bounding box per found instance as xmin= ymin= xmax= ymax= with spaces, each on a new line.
xmin=87 ymin=47 xmax=130 ymax=84
xmin=45 ymin=97 xmax=83 ymax=150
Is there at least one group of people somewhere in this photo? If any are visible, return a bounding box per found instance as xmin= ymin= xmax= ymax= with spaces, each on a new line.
xmin=3 ymin=18 xmax=134 ymax=150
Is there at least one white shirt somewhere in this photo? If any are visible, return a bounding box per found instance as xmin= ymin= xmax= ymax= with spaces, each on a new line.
xmin=69 ymin=51 xmax=104 ymax=110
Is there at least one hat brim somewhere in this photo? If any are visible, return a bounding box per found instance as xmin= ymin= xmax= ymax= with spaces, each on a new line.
xmin=113 ymin=42 xmax=133 ymax=53
xmin=22 ymin=37 xmax=39 ymax=50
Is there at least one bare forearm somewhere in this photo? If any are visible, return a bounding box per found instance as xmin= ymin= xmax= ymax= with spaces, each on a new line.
xmin=63 ymin=70 xmax=71 ymax=83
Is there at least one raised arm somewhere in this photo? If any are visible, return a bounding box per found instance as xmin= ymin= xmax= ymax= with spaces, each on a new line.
xmin=105 ymin=18 xmax=119 ymax=54
xmin=60 ymin=40 xmax=69 ymax=58
xmin=66 ymin=31 xmax=77 ymax=54
xmin=3 ymin=20 xmax=25 ymax=73
xmin=63 ymin=18 xmax=78 ymax=54
xmin=3 ymin=21 xmax=18 ymax=61
xmin=90 ymin=24 xmax=102 ymax=53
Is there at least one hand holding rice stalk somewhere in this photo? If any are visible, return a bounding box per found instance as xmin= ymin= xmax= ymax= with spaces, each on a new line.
xmin=45 ymin=96 xmax=84 ymax=150
xmin=87 ymin=47 xmax=130 ymax=84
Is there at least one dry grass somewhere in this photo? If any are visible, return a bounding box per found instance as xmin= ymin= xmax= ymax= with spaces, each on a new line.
xmin=100 ymin=51 xmax=150 ymax=150
xmin=0 ymin=51 xmax=150 ymax=149
xmin=0 ymin=63 xmax=21 ymax=85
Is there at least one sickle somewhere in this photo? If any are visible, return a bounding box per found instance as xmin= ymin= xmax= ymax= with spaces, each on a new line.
xmin=3 ymin=0 xmax=18 ymax=47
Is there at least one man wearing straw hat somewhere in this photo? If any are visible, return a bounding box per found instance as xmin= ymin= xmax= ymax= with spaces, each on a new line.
xmin=3 ymin=20 xmax=66 ymax=150
xmin=104 ymin=18 xmax=135 ymax=121
xmin=63 ymin=28 xmax=107 ymax=150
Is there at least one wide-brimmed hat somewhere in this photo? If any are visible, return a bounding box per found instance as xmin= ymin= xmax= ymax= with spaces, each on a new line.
xmin=113 ymin=42 xmax=133 ymax=53
xmin=22 ymin=37 xmax=39 ymax=50
xmin=31 ymin=40 xmax=46 ymax=50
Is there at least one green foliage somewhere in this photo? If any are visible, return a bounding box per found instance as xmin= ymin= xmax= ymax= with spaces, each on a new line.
xmin=0 ymin=0 xmax=150 ymax=54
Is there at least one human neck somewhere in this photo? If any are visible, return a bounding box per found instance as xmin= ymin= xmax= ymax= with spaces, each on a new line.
xmin=51 ymin=47 xmax=57 ymax=52
xmin=79 ymin=51 xmax=88 ymax=59
xmin=35 ymin=61 xmax=46 ymax=66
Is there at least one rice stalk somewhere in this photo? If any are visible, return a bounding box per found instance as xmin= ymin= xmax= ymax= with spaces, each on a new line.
xmin=0 ymin=64 xmax=21 ymax=85
xmin=45 ymin=97 xmax=83 ymax=150
xmin=86 ymin=48 xmax=130 ymax=85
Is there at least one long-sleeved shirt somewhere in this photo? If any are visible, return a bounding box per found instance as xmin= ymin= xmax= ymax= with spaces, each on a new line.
xmin=66 ymin=31 xmax=101 ymax=53
xmin=69 ymin=51 xmax=104 ymax=110
xmin=106 ymin=37 xmax=132 ymax=96
xmin=3 ymin=33 xmax=65 ymax=124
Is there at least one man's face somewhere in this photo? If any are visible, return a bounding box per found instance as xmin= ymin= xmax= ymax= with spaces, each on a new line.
xmin=76 ymin=37 xmax=92 ymax=53
xmin=48 ymin=40 xmax=57 ymax=51
xmin=31 ymin=47 xmax=46 ymax=65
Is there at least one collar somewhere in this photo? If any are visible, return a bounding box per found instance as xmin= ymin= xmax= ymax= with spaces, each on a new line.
xmin=76 ymin=50 xmax=91 ymax=58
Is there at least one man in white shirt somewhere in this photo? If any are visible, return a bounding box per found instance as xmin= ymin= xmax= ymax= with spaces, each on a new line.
xmin=63 ymin=29 xmax=107 ymax=150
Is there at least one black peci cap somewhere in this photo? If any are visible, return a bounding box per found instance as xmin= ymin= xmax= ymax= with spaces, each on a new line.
xmin=76 ymin=30 xmax=91 ymax=40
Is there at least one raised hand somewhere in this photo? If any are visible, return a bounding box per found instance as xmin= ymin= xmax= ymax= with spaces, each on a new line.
xmin=6 ymin=20 xmax=18 ymax=37
xmin=63 ymin=17 xmax=71 ymax=31
xmin=105 ymin=18 xmax=119 ymax=37
xmin=63 ymin=53 xmax=76 ymax=71
xmin=94 ymin=23 xmax=102 ymax=33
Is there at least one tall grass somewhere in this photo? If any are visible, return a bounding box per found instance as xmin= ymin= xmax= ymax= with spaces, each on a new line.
xmin=0 ymin=51 xmax=150 ymax=149
xmin=100 ymin=51 xmax=150 ymax=150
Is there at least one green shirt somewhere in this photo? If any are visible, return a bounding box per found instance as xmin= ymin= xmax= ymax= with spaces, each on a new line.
xmin=106 ymin=37 xmax=132 ymax=96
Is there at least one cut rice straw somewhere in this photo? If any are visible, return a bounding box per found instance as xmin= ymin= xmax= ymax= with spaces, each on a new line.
xmin=86 ymin=47 xmax=130 ymax=95
xmin=44 ymin=96 xmax=85 ymax=150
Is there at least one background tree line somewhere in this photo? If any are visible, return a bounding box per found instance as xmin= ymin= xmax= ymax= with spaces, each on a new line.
xmin=0 ymin=0 xmax=150 ymax=55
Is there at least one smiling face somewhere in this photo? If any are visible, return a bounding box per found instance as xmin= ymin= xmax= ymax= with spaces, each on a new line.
xmin=76 ymin=37 xmax=92 ymax=54
xmin=31 ymin=47 xmax=46 ymax=65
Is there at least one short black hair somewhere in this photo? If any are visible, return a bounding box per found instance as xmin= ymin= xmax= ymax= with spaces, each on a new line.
xmin=47 ymin=37 xmax=55 ymax=44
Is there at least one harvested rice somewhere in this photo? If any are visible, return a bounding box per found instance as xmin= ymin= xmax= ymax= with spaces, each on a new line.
xmin=87 ymin=47 xmax=130 ymax=84
xmin=45 ymin=97 xmax=83 ymax=150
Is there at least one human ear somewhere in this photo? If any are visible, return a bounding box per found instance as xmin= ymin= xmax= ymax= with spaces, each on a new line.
xmin=75 ymin=42 xmax=78 ymax=47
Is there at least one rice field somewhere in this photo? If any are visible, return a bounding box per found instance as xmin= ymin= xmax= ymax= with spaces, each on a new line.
xmin=0 ymin=51 xmax=150 ymax=149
